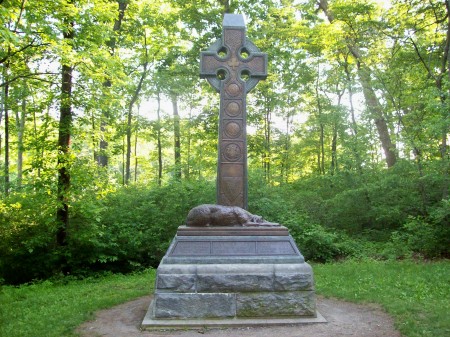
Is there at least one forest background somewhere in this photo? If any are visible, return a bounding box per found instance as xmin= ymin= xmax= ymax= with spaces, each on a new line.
xmin=0 ymin=0 xmax=448 ymax=285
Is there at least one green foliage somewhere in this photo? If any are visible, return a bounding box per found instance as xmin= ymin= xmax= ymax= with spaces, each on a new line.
xmin=0 ymin=177 xmax=214 ymax=284
xmin=381 ymin=200 xmax=450 ymax=259
xmin=248 ymin=172 xmax=358 ymax=262
xmin=68 ymin=179 xmax=214 ymax=273
xmin=0 ymin=269 xmax=155 ymax=337
xmin=0 ymin=190 xmax=59 ymax=284
xmin=314 ymin=260 xmax=450 ymax=337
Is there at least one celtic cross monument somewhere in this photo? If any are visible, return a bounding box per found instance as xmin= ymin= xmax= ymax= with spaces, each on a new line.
xmin=200 ymin=14 xmax=267 ymax=209
xmin=141 ymin=14 xmax=322 ymax=329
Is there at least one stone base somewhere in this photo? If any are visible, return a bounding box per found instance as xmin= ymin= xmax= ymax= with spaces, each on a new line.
xmin=141 ymin=227 xmax=321 ymax=329
xmin=142 ymin=310 xmax=327 ymax=330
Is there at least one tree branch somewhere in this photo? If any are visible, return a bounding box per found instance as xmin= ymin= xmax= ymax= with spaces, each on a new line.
xmin=0 ymin=72 xmax=58 ymax=87
xmin=0 ymin=38 xmax=46 ymax=64
xmin=409 ymin=37 xmax=436 ymax=81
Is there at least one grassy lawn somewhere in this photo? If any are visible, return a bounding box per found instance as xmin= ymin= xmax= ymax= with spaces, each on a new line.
xmin=0 ymin=270 xmax=155 ymax=337
xmin=314 ymin=259 xmax=450 ymax=337
xmin=1 ymin=261 xmax=448 ymax=337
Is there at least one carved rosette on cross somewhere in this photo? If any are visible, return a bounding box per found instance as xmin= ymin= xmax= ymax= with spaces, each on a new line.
xmin=200 ymin=14 xmax=267 ymax=210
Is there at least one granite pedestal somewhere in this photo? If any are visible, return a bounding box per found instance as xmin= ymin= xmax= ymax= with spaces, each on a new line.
xmin=141 ymin=226 xmax=324 ymax=329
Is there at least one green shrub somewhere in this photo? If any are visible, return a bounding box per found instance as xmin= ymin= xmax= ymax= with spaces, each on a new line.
xmin=276 ymin=214 xmax=357 ymax=262
xmin=0 ymin=190 xmax=59 ymax=284
xmin=0 ymin=179 xmax=215 ymax=284
xmin=66 ymin=179 xmax=215 ymax=275
xmin=381 ymin=204 xmax=449 ymax=260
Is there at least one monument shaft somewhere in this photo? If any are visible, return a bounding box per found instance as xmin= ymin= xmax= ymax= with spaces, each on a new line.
xmin=200 ymin=14 xmax=267 ymax=209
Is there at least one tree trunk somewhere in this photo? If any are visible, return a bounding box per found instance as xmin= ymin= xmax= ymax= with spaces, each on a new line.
xmin=330 ymin=121 xmax=337 ymax=175
xmin=318 ymin=0 xmax=397 ymax=168
xmin=441 ymin=0 xmax=450 ymax=199
xmin=156 ymin=92 xmax=163 ymax=186
xmin=56 ymin=20 xmax=74 ymax=248
xmin=263 ymin=95 xmax=271 ymax=183
xmin=134 ymin=106 xmax=139 ymax=183
xmin=172 ymin=94 xmax=181 ymax=180
xmin=97 ymin=1 xmax=128 ymax=167
xmin=125 ymin=103 xmax=132 ymax=184
xmin=315 ymin=76 xmax=325 ymax=175
xmin=3 ymin=67 xmax=9 ymax=194
xmin=357 ymin=66 xmax=397 ymax=167
xmin=185 ymin=98 xmax=194 ymax=180
xmin=282 ymin=99 xmax=293 ymax=184
xmin=125 ymin=59 xmax=148 ymax=185
xmin=15 ymin=95 xmax=26 ymax=188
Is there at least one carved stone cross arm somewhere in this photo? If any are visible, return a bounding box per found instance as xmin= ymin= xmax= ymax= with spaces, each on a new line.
xmin=200 ymin=14 xmax=267 ymax=93
xmin=200 ymin=14 xmax=268 ymax=209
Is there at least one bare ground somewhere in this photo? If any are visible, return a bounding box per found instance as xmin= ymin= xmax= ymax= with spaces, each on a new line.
xmin=76 ymin=295 xmax=401 ymax=337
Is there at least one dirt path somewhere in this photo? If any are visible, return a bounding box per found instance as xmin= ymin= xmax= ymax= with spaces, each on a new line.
xmin=76 ymin=295 xmax=401 ymax=337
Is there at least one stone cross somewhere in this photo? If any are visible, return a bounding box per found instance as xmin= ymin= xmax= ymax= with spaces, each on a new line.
xmin=200 ymin=14 xmax=267 ymax=209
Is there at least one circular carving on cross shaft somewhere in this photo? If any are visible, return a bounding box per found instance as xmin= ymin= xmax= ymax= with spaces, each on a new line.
xmin=225 ymin=101 xmax=240 ymax=117
xmin=225 ymin=121 xmax=241 ymax=138
xmin=223 ymin=143 xmax=242 ymax=162
xmin=226 ymin=83 xmax=240 ymax=97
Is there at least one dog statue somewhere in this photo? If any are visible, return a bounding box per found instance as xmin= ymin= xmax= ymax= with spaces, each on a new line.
xmin=185 ymin=204 xmax=279 ymax=227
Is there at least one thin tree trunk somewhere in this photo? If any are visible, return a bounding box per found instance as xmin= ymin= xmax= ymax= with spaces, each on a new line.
xmin=32 ymin=105 xmax=38 ymax=176
xmin=156 ymin=92 xmax=162 ymax=186
xmin=282 ymin=99 xmax=293 ymax=184
xmin=134 ymin=106 xmax=139 ymax=183
xmin=3 ymin=66 xmax=9 ymax=194
xmin=15 ymin=95 xmax=26 ymax=188
xmin=125 ymin=59 xmax=148 ymax=184
xmin=0 ymin=72 xmax=3 ymax=160
xmin=186 ymin=99 xmax=193 ymax=180
xmin=0 ymin=78 xmax=3 ymax=160
xmin=172 ymin=94 xmax=181 ymax=180
xmin=97 ymin=1 xmax=127 ymax=167
xmin=56 ymin=19 xmax=74 ymax=248
xmin=331 ymin=90 xmax=344 ymax=175
xmin=315 ymin=74 xmax=325 ymax=175
xmin=125 ymin=104 xmax=132 ymax=184
xmin=263 ymin=95 xmax=271 ymax=183
xmin=122 ymin=132 xmax=125 ymax=185
xmin=441 ymin=0 xmax=450 ymax=199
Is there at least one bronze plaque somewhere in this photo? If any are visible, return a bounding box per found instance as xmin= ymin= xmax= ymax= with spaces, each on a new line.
xmin=171 ymin=241 xmax=211 ymax=256
xmin=257 ymin=241 xmax=297 ymax=255
xmin=212 ymin=241 xmax=256 ymax=255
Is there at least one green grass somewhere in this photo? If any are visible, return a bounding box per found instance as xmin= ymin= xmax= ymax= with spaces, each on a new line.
xmin=1 ymin=261 xmax=448 ymax=337
xmin=0 ymin=269 xmax=155 ymax=337
xmin=314 ymin=259 xmax=450 ymax=337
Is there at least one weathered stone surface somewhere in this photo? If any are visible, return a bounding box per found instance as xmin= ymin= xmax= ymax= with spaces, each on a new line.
xmin=196 ymin=263 xmax=272 ymax=274
xmin=156 ymin=274 xmax=195 ymax=292
xmin=274 ymin=273 xmax=313 ymax=291
xmin=196 ymin=264 xmax=272 ymax=292
xmin=274 ymin=263 xmax=313 ymax=274
xmin=154 ymin=293 xmax=236 ymax=319
xmin=273 ymin=263 xmax=314 ymax=291
xmin=157 ymin=264 xmax=196 ymax=274
xmin=197 ymin=274 xmax=273 ymax=292
xmin=236 ymin=292 xmax=316 ymax=317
